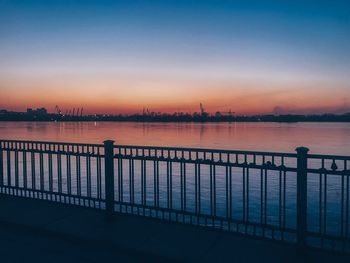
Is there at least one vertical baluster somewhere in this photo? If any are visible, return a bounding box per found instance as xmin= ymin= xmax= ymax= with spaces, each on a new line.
xmin=81 ymin=146 xmax=85 ymax=204
xmin=229 ymin=163 xmax=232 ymax=221
xmin=142 ymin=151 xmax=146 ymax=214
xmin=23 ymin=146 xmax=27 ymax=194
xmin=31 ymin=148 xmax=35 ymax=193
xmin=42 ymin=143 xmax=47 ymax=198
xmin=141 ymin=148 xmax=145 ymax=208
xmin=270 ymin=155 xmax=275 ymax=240
xmin=84 ymin=146 xmax=88 ymax=203
xmin=260 ymin=155 xmax=265 ymax=235
xmin=179 ymin=159 xmax=183 ymax=214
xmin=127 ymin=149 xmax=132 ymax=210
xmin=142 ymin=149 xmax=146 ymax=208
xmin=210 ymin=163 xmax=213 ymax=217
xmin=53 ymin=147 xmax=57 ymax=199
xmin=77 ymin=154 xmax=81 ymax=200
xmin=97 ymin=148 xmax=102 ymax=207
xmin=180 ymin=153 xmax=184 ymax=212
xmin=197 ymin=152 xmax=201 ymax=221
xmin=87 ymin=153 xmax=91 ymax=200
xmin=45 ymin=144 xmax=49 ymax=198
xmin=225 ymin=164 xmax=229 ymax=219
xmin=20 ymin=142 xmax=25 ymax=196
xmin=48 ymin=151 xmax=53 ymax=200
xmin=153 ymin=159 xmax=157 ymax=207
xmin=67 ymin=151 xmax=72 ymax=199
xmin=243 ymin=162 xmax=246 ymax=225
xmin=57 ymin=151 xmax=62 ymax=201
xmin=92 ymin=147 xmax=96 ymax=208
xmin=183 ymin=161 xmax=187 ymax=213
xmin=279 ymin=163 xmax=283 ymax=238
xmin=153 ymin=150 xmax=158 ymax=212
xmin=39 ymin=145 xmax=44 ymax=197
xmin=14 ymin=144 xmax=19 ymax=195
xmin=180 ymin=150 xmax=184 ymax=212
xmin=132 ymin=159 xmax=135 ymax=205
xmin=7 ymin=147 xmax=11 ymax=188
xmin=246 ymin=159 xmax=250 ymax=228
xmin=141 ymin=158 xmax=145 ymax=208
xmin=195 ymin=158 xmax=198 ymax=216
xmin=90 ymin=147 xmax=94 ymax=202
xmin=3 ymin=142 xmax=7 ymax=193
xmin=166 ymin=160 xmax=170 ymax=209
xmin=168 ymin=151 xmax=173 ymax=209
xmin=213 ymin=164 xmax=216 ymax=218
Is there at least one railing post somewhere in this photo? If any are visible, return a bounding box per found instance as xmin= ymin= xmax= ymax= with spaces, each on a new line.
xmin=295 ymin=146 xmax=309 ymax=249
xmin=104 ymin=140 xmax=115 ymax=219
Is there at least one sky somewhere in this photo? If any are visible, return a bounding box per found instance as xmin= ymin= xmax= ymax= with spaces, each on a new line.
xmin=0 ymin=0 xmax=349 ymax=115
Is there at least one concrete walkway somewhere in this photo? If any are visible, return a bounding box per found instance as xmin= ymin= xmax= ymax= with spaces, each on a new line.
xmin=0 ymin=195 xmax=348 ymax=263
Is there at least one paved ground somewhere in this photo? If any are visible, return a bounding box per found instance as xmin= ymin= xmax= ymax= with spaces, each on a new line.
xmin=0 ymin=194 xmax=349 ymax=263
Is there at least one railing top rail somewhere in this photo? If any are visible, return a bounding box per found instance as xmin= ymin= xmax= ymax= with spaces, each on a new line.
xmin=0 ymin=139 xmax=103 ymax=148
xmin=1 ymin=139 xmax=349 ymax=160
xmin=114 ymin=144 xmax=298 ymax=157
xmin=307 ymin=153 xmax=350 ymax=161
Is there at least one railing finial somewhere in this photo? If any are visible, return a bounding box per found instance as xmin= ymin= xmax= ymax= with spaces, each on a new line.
xmin=295 ymin=146 xmax=309 ymax=155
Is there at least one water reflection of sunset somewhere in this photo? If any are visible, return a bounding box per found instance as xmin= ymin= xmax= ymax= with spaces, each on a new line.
xmin=1 ymin=122 xmax=349 ymax=155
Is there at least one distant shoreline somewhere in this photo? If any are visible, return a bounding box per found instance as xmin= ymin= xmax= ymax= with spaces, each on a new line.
xmin=1 ymin=112 xmax=350 ymax=123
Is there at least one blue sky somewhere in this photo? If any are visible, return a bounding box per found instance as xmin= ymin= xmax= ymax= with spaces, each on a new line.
xmin=0 ymin=0 xmax=349 ymax=114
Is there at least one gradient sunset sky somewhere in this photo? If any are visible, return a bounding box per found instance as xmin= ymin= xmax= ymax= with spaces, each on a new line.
xmin=1 ymin=0 xmax=349 ymax=115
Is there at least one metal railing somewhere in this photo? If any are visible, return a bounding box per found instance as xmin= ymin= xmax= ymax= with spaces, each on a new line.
xmin=0 ymin=139 xmax=349 ymax=253
xmin=0 ymin=140 xmax=105 ymax=208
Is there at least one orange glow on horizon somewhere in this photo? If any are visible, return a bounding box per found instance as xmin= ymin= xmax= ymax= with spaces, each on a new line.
xmin=1 ymin=73 xmax=349 ymax=115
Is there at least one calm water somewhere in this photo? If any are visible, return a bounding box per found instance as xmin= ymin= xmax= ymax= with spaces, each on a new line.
xmin=0 ymin=121 xmax=350 ymax=155
xmin=1 ymin=122 xmax=350 ymax=241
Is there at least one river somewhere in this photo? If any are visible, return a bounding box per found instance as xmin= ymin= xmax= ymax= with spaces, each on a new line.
xmin=1 ymin=121 xmax=349 ymax=155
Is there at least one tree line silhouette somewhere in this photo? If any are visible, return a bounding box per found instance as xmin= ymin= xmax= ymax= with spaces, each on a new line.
xmin=1 ymin=109 xmax=350 ymax=122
